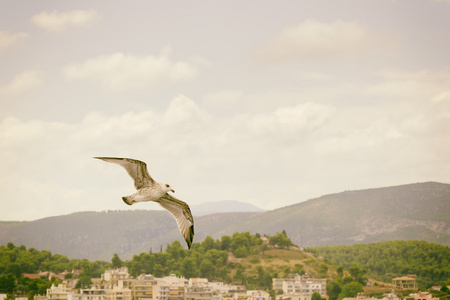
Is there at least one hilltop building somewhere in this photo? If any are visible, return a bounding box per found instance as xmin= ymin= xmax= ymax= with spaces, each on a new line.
xmin=392 ymin=276 xmax=417 ymax=290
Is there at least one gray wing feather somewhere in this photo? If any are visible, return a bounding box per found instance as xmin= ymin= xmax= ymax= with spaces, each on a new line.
xmin=94 ymin=157 xmax=155 ymax=189
xmin=157 ymin=194 xmax=194 ymax=249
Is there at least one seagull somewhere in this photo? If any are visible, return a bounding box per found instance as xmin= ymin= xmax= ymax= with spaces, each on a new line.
xmin=94 ymin=157 xmax=194 ymax=249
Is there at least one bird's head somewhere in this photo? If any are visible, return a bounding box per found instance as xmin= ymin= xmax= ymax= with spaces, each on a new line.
xmin=161 ymin=182 xmax=175 ymax=193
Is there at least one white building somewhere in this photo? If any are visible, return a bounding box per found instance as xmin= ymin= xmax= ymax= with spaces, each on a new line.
xmin=155 ymin=274 xmax=188 ymax=300
xmin=102 ymin=268 xmax=130 ymax=287
xmin=246 ymin=290 xmax=270 ymax=300
xmin=381 ymin=291 xmax=400 ymax=300
xmin=274 ymin=274 xmax=326 ymax=298
xmin=123 ymin=274 xmax=157 ymax=300
xmin=405 ymin=292 xmax=439 ymax=300
xmin=106 ymin=281 xmax=132 ymax=300
xmin=47 ymin=283 xmax=73 ymax=300
xmin=74 ymin=287 xmax=108 ymax=300
xmin=188 ymin=278 xmax=209 ymax=289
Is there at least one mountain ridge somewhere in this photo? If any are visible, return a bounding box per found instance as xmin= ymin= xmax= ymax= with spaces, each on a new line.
xmin=1 ymin=181 xmax=449 ymax=260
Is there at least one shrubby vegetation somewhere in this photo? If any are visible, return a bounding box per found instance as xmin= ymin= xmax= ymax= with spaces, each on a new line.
xmin=308 ymin=240 xmax=450 ymax=289
xmin=0 ymin=232 xmax=295 ymax=298
xmin=0 ymin=242 xmax=111 ymax=298
xmin=325 ymin=264 xmax=367 ymax=300
xmin=269 ymin=231 xmax=295 ymax=248
xmin=2 ymin=235 xmax=449 ymax=300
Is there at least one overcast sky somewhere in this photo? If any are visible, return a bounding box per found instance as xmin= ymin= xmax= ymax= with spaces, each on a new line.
xmin=1 ymin=0 xmax=450 ymax=221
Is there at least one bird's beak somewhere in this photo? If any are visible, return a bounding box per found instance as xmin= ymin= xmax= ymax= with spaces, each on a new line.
xmin=171 ymin=189 xmax=175 ymax=193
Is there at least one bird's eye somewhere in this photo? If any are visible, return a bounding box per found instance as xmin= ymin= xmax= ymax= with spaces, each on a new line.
xmin=166 ymin=184 xmax=169 ymax=187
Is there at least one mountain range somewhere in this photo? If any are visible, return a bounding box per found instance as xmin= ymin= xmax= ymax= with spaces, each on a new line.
xmin=0 ymin=181 xmax=449 ymax=261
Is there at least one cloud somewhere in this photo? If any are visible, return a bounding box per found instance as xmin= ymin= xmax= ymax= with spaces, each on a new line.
xmin=254 ymin=19 xmax=383 ymax=63
xmin=203 ymin=90 xmax=244 ymax=110
xmin=432 ymin=91 xmax=450 ymax=102
xmin=0 ymin=70 xmax=43 ymax=95
xmin=238 ymin=103 xmax=335 ymax=139
xmin=1 ymin=86 xmax=449 ymax=220
xmin=366 ymin=69 xmax=450 ymax=100
xmin=0 ymin=95 xmax=336 ymax=219
xmin=31 ymin=9 xmax=99 ymax=32
xmin=62 ymin=48 xmax=201 ymax=91
xmin=0 ymin=31 xmax=28 ymax=51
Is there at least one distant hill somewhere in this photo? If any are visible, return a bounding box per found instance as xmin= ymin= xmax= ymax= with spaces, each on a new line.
xmin=224 ymin=181 xmax=450 ymax=248
xmin=0 ymin=182 xmax=449 ymax=261
xmin=191 ymin=200 xmax=265 ymax=216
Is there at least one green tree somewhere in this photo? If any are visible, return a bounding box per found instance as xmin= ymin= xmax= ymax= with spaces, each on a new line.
xmin=112 ymin=254 xmax=123 ymax=269
xmin=339 ymin=282 xmax=364 ymax=300
xmin=312 ymin=292 xmax=322 ymax=300
xmin=220 ymin=235 xmax=232 ymax=251
xmin=234 ymin=264 xmax=246 ymax=285
xmin=349 ymin=265 xmax=367 ymax=285
xmin=337 ymin=266 xmax=344 ymax=277
xmin=218 ymin=267 xmax=231 ymax=283
xmin=153 ymin=264 xmax=165 ymax=277
xmin=234 ymin=246 xmax=249 ymax=258
xmin=76 ymin=274 xmax=92 ymax=289
xmin=199 ymin=259 xmax=214 ymax=278
xmin=326 ymin=280 xmax=342 ymax=300
xmin=0 ymin=273 xmax=17 ymax=294
xmin=260 ymin=244 xmax=268 ymax=257
xmin=269 ymin=232 xmax=294 ymax=248
xmin=181 ymin=257 xmax=197 ymax=279
xmin=342 ymin=276 xmax=353 ymax=285
xmin=230 ymin=233 xmax=250 ymax=253
xmin=202 ymin=236 xmax=215 ymax=251
xmin=166 ymin=241 xmax=185 ymax=260
xmin=319 ymin=264 xmax=328 ymax=274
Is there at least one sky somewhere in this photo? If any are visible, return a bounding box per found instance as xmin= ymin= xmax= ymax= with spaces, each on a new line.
xmin=1 ymin=0 xmax=450 ymax=221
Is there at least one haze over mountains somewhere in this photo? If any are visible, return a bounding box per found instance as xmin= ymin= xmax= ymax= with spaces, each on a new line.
xmin=1 ymin=182 xmax=449 ymax=261
xmin=191 ymin=200 xmax=266 ymax=216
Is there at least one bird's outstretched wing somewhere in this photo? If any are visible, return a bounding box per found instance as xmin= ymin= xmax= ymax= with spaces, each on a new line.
xmin=94 ymin=157 xmax=155 ymax=190
xmin=157 ymin=193 xmax=195 ymax=249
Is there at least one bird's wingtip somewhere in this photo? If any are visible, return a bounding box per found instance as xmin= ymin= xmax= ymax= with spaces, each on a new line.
xmin=186 ymin=225 xmax=194 ymax=249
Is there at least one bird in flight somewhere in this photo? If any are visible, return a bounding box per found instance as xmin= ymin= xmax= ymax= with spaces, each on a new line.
xmin=94 ymin=157 xmax=194 ymax=249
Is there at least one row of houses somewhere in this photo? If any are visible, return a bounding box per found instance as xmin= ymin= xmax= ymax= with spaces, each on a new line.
xmin=21 ymin=268 xmax=330 ymax=300
xmin=9 ymin=267 xmax=437 ymax=300
xmin=33 ymin=267 xmax=267 ymax=300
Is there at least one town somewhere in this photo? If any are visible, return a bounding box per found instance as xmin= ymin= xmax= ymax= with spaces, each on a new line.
xmin=0 ymin=267 xmax=443 ymax=300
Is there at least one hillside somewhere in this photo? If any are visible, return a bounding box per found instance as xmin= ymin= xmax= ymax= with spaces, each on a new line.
xmin=307 ymin=240 xmax=450 ymax=286
xmin=0 ymin=233 xmax=341 ymax=294
xmin=1 ymin=182 xmax=449 ymax=260
xmin=227 ymin=181 xmax=450 ymax=247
